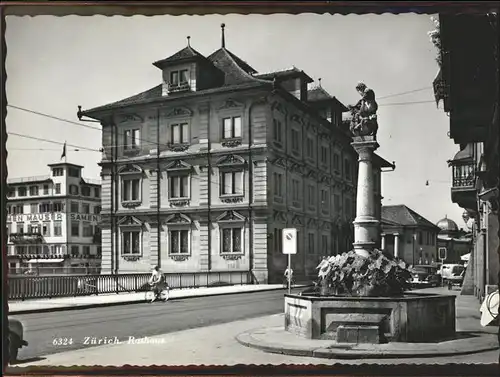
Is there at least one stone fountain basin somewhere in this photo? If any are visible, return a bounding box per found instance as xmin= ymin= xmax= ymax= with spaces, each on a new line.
xmin=284 ymin=292 xmax=456 ymax=343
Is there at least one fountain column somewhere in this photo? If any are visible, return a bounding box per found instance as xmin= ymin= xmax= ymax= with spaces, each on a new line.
xmin=351 ymin=135 xmax=380 ymax=258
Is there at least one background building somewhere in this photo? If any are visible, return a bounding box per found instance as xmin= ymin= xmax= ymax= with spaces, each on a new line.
xmin=78 ymin=26 xmax=393 ymax=283
xmin=381 ymin=205 xmax=440 ymax=266
xmin=433 ymin=13 xmax=499 ymax=299
xmin=436 ymin=216 xmax=472 ymax=264
xmin=6 ymin=162 xmax=102 ymax=275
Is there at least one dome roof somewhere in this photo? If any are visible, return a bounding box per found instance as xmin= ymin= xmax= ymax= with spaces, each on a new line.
xmin=436 ymin=216 xmax=459 ymax=232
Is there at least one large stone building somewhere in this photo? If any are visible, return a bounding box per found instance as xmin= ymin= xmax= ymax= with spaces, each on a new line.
xmin=433 ymin=13 xmax=499 ymax=299
xmin=78 ymin=26 xmax=393 ymax=283
xmin=6 ymin=162 xmax=102 ymax=275
xmin=436 ymin=216 xmax=472 ymax=264
xmin=380 ymin=205 xmax=440 ymax=266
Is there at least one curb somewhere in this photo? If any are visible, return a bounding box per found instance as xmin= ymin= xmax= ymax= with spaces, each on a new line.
xmin=235 ymin=327 xmax=500 ymax=360
xmin=9 ymin=285 xmax=308 ymax=315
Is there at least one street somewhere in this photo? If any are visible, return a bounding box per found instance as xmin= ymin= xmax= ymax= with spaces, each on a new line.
xmin=12 ymin=288 xmax=301 ymax=360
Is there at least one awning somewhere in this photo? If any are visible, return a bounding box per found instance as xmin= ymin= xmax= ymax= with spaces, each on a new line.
xmin=27 ymin=258 xmax=65 ymax=264
xmin=461 ymin=253 xmax=470 ymax=261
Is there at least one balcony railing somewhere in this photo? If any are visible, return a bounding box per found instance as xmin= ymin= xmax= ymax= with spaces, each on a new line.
xmin=9 ymin=233 xmax=44 ymax=244
xmin=167 ymin=82 xmax=190 ymax=93
xmin=451 ymin=162 xmax=476 ymax=188
xmin=8 ymin=271 xmax=254 ymax=300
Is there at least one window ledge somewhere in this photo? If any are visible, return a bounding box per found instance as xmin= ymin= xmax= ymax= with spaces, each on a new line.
xmin=169 ymin=198 xmax=191 ymax=207
xmin=122 ymin=254 xmax=142 ymax=262
xmin=167 ymin=143 xmax=190 ymax=152
xmin=170 ymin=254 xmax=190 ymax=262
xmin=221 ymin=253 xmax=244 ymax=261
xmin=221 ymin=138 xmax=242 ymax=148
xmin=122 ymin=200 xmax=142 ymax=208
xmin=220 ymin=195 xmax=244 ymax=203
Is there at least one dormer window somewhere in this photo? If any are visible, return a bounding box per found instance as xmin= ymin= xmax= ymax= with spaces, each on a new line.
xmin=168 ymin=69 xmax=190 ymax=93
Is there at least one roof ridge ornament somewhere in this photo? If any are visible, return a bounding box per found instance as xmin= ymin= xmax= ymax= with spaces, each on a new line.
xmin=187 ymin=36 xmax=191 ymax=47
xmin=221 ymin=23 xmax=226 ymax=48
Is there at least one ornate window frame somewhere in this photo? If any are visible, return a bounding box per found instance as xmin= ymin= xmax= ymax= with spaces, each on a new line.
xmin=166 ymin=160 xmax=192 ymax=207
xmin=119 ymin=164 xmax=144 ymax=208
xmin=118 ymin=215 xmax=143 ymax=261
xmin=272 ymin=118 xmax=284 ymax=149
xmin=219 ymin=100 xmax=244 ymax=148
xmin=290 ymin=127 xmax=301 ymax=157
xmin=122 ymin=125 xmax=142 ymax=157
xmin=216 ymin=154 xmax=246 ymax=203
xmin=163 ymin=107 xmax=193 ymax=152
xmin=165 ymin=213 xmax=192 ymax=261
xmin=320 ymin=187 xmax=330 ymax=215
xmin=217 ymin=210 xmax=246 ymax=260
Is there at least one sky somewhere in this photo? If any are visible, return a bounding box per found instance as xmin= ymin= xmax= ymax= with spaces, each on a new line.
xmin=5 ymin=13 xmax=465 ymax=227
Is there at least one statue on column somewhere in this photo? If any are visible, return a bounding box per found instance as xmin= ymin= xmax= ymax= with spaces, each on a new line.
xmin=347 ymin=82 xmax=379 ymax=138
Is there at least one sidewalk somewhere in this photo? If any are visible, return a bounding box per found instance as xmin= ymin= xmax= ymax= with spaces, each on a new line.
xmin=235 ymin=287 xmax=499 ymax=360
xmin=8 ymin=287 xmax=499 ymax=367
xmin=8 ymin=284 xmax=293 ymax=314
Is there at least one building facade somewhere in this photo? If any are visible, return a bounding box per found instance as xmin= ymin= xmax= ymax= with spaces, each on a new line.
xmin=436 ymin=216 xmax=472 ymax=264
xmin=380 ymin=205 xmax=440 ymax=266
xmin=433 ymin=13 xmax=499 ymax=299
xmin=6 ymin=162 xmax=102 ymax=275
xmin=78 ymin=27 xmax=392 ymax=283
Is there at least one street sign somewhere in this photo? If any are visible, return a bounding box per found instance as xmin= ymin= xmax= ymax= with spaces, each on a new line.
xmin=438 ymin=247 xmax=447 ymax=261
xmin=282 ymin=228 xmax=297 ymax=255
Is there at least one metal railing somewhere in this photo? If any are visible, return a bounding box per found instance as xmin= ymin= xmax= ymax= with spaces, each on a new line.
xmin=7 ymin=175 xmax=51 ymax=184
xmin=8 ymin=271 xmax=254 ymax=300
xmin=451 ymin=162 xmax=476 ymax=188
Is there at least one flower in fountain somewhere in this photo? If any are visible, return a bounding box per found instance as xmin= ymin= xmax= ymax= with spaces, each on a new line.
xmin=315 ymin=249 xmax=413 ymax=298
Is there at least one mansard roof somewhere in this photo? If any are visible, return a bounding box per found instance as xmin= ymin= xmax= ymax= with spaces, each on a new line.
xmin=207 ymin=47 xmax=260 ymax=86
xmin=152 ymin=45 xmax=207 ymax=69
xmin=307 ymin=85 xmax=349 ymax=112
xmin=81 ymin=46 xmax=269 ymax=116
xmin=308 ymin=86 xmax=332 ymax=101
xmin=255 ymin=66 xmax=313 ymax=83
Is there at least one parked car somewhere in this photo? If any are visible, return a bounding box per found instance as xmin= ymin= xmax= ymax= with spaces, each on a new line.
xmin=8 ymin=318 xmax=28 ymax=364
xmin=440 ymin=264 xmax=465 ymax=286
xmin=411 ymin=265 xmax=442 ymax=287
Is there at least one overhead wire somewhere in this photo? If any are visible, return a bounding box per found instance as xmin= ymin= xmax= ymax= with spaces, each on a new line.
xmin=6 ymin=84 xmax=441 ymax=191
xmin=377 ymin=86 xmax=433 ymax=100
xmin=8 ymin=132 xmax=100 ymax=152
xmin=8 ymin=130 xmax=234 ymax=191
xmin=7 ymin=86 xmax=438 ymax=150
